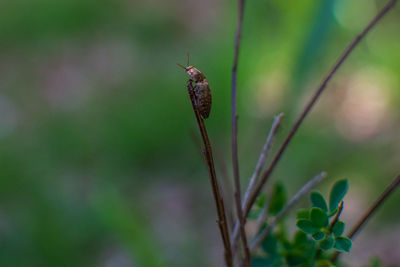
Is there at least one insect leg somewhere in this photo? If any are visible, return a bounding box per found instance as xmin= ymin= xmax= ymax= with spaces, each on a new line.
xmin=187 ymin=79 xmax=198 ymax=106
xmin=188 ymin=79 xmax=199 ymax=105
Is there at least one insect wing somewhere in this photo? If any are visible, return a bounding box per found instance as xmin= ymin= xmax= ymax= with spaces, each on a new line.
xmin=194 ymin=80 xmax=212 ymax=119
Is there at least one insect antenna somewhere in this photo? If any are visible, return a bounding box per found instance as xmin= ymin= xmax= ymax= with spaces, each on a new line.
xmin=177 ymin=63 xmax=186 ymax=69
xmin=177 ymin=53 xmax=190 ymax=70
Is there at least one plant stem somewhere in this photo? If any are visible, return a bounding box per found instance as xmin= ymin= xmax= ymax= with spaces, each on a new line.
xmin=233 ymin=116 xmax=251 ymax=267
xmin=348 ymin=176 xmax=400 ymax=238
xmin=231 ymin=0 xmax=251 ymax=265
xmin=215 ymin=149 xmax=236 ymax=232
xmin=313 ymin=201 xmax=343 ymax=263
xmin=332 ymin=174 xmax=400 ymax=263
xmin=329 ymin=201 xmax=344 ymax=233
xmin=231 ymin=113 xmax=284 ymax=253
xmin=186 ymin=80 xmax=233 ymax=267
xmin=243 ymin=0 xmax=398 ymax=219
xmin=243 ymin=113 xmax=284 ymax=211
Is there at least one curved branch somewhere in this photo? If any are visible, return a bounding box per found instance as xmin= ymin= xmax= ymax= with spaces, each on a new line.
xmin=186 ymin=81 xmax=233 ymax=266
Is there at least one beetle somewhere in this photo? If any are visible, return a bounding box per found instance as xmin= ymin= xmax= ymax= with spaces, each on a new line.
xmin=177 ymin=54 xmax=212 ymax=119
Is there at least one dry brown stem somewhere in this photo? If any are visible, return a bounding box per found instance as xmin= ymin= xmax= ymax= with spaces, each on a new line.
xmin=186 ymin=80 xmax=233 ymax=267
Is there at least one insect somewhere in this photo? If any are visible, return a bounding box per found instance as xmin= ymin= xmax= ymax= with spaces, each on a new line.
xmin=177 ymin=54 xmax=212 ymax=119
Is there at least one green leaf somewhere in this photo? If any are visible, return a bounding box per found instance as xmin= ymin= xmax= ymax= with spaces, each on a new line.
xmin=296 ymin=209 xmax=309 ymax=219
xmin=310 ymin=207 xmax=329 ymax=228
xmin=251 ymin=257 xmax=274 ymax=267
xmin=334 ymin=237 xmax=352 ymax=252
xmin=320 ymin=235 xmax=334 ymax=250
xmin=256 ymin=194 xmax=267 ymax=208
xmin=261 ymin=234 xmax=278 ymax=255
xmin=292 ymin=231 xmax=317 ymax=260
xmin=296 ymin=219 xmax=319 ymax=234
xmin=310 ymin=192 xmax=328 ymax=212
xmin=329 ymin=179 xmax=348 ymax=212
xmin=247 ymin=208 xmax=262 ymax=220
xmin=269 ymin=182 xmax=287 ymax=215
xmin=284 ymin=250 xmax=306 ymax=266
xmin=368 ymin=257 xmax=383 ymax=267
xmin=312 ymin=231 xmax=325 ymax=241
xmin=316 ymin=259 xmax=334 ymax=267
xmin=332 ymin=221 xmax=345 ymax=237
xmin=328 ymin=208 xmax=338 ymax=217
xmin=293 ymin=231 xmax=308 ymax=246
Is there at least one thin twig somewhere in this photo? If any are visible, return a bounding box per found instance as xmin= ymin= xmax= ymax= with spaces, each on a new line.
xmin=249 ymin=172 xmax=327 ymax=252
xmin=231 ymin=0 xmax=251 ymax=265
xmin=233 ymin=117 xmax=251 ymax=267
xmin=243 ymin=113 xmax=284 ymax=210
xmin=329 ymin=201 xmax=344 ymax=232
xmin=254 ymin=185 xmax=273 ymax=236
xmin=348 ymin=176 xmax=400 ymax=238
xmin=189 ymin=129 xmax=235 ymax=231
xmin=186 ymin=80 xmax=233 ymax=267
xmin=231 ymin=113 xmax=284 ymax=251
xmin=243 ymin=0 xmax=397 ymax=219
xmin=190 ymin=129 xmax=237 ymax=232
xmin=332 ymin=174 xmax=400 ymax=263
xmin=215 ymin=148 xmax=235 ymax=232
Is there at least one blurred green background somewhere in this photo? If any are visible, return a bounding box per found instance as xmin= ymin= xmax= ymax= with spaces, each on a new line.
xmin=0 ymin=0 xmax=399 ymax=266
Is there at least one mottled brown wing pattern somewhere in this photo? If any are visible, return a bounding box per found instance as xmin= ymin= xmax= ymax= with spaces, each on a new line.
xmin=194 ymin=80 xmax=212 ymax=119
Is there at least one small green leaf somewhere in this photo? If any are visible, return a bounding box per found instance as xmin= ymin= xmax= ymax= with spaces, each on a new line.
xmin=247 ymin=208 xmax=262 ymax=220
xmin=285 ymin=250 xmax=306 ymax=266
xmin=368 ymin=257 xmax=383 ymax=267
xmin=269 ymin=182 xmax=287 ymax=215
xmin=329 ymin=179 xmax=348 ymax=212
xmin=320 ymin=235 xmax=334 ymax=250
xmin=310 ymin=192 xmax=328 ymax=212
xmin=312 ymin=231 xmax=325 ymax=241
xmin=316 ymin=259 xmax=334 ymax=267
xmin=334 ymin=237 xmax=352 ymax=252
xmin=251 ymin=257 xmax=274 ymax=267
xmin=293 ymin=231 xmax=308 ymax=246
xmin=296 ymin=219 xmax=319 ymax=234
xmin=261 ymin=234 xmax=278 ymax=255
xmin=332 ymin=221 xmax=345 ymax=237
xmin=296 ymin=209 xmax=309 ymax=219
xmin=328 ymin=208 xmax=338 ymax=217
xmin=310 ymin=207 xmax=329 ymax=228
xmin=256 ymin=194 xmax=267 ymax=208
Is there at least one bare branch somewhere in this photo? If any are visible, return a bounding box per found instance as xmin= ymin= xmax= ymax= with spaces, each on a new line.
xmin=231 ymin=0 xmax=251 ymax=264
xmin=214 ymin=149 xmax=235 ymax=232
xmin=348 ymin=176 xmax=400 ymax=239
xmin=254 ymin=185 xmax=273 ymax=237
xmin=332 ymin=173 xmax=400 ymax=263
xmin=250 ymin=172 xmax=327 ymax=252
xmin=243 ymin=0 xmax=398 ymax=219
xmin=186 ymin=81 xmax=233 ymax=266
xmin=231 ymin=113 xmax=284 ymax=251
xmin=243 ymin=113 xmax=284 ymax=210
